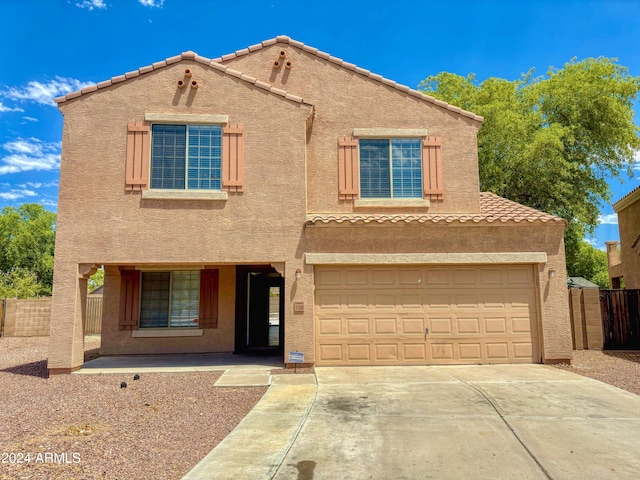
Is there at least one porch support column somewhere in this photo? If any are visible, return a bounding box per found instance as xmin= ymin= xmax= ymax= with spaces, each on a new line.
xmin=48 ymin=263 xmax=98 ymax=374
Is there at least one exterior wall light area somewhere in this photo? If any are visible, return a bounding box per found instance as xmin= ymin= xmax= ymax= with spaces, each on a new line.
xmin=295 ymin=268 xmax=302 ymax=279
xmin=549 ymin=268 xmax=556 ymax=278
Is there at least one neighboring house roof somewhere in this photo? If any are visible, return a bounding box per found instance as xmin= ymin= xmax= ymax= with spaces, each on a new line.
xmin=306 ymin=192 xmax=567 ymax=225
xmin=567 ymin=277 xmax=600 ymax=289
xmin=54 ymin=51 xmax=313 ymax=107
xmin=54 ymin=36 xmax=482 ymax=124
xmin=613 ymin=184 xmax=640 ymax=212
xmin=215 ymin=35 xmax=483 ymax=123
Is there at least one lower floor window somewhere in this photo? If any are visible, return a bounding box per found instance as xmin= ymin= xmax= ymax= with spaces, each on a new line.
xmin=140 ymin=271 xmax=200 ymax=328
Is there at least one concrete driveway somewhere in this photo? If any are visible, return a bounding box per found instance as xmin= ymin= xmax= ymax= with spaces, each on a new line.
xmin=184 ymin=365 xmax=640 ymax=480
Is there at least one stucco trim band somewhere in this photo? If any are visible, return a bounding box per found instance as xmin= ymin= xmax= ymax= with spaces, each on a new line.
xmin=144 ymin=113 xmax=229 ymax=124
xmin=354 ymin=198 xmax=430 ymax=208
xmin=132 ymin=329 xmax=204 ymax=338
xmin=305 ymin=252 xmax=548 ymax=265
xmin=352 ymin=128 xmax=429 ymax=138
xmin=141 ymin=190 xmax=229 ymax=201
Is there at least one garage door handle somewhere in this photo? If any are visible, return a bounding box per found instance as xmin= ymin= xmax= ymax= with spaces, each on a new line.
xmin=425 ymin=327 xmax=429 ymax=335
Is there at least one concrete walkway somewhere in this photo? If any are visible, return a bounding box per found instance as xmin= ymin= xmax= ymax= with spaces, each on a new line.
xmin=183 ymin=374 xmax=317 ymax=480
xmin=183 ymin=364 xmax=640 ymax=480
xmin=74 ymin=353 xmax=282 ymax=375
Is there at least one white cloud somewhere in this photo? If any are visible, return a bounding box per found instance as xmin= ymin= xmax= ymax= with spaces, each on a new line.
xmin=0 ymin=138 xmax=61 ymax=175
xmin=0 ymin=188 xmax=37 ymax=201
xmin=583 ymin=237 xmax=597 ymax=246
xmin=0 ymin=101 xmax=24 ymax=113
xmin=75 ymin=0 xmax=106 ymax=10
xmin=2 ymin=76 xmax=94 ymax=107
xmin=22 ymin=116 xmax=38 ymax=122
xmin=634 ymin=149 xmax=640 ymax=175
xmin=139 ymin=0 xmax=164 ymax=7
xmin=39 ymin=198 xmax=58 ymax=208
xmin=598 ymin=213 xmax=618 ymax=225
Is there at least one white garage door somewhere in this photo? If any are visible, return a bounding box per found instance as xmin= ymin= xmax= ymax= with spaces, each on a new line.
xmin=315 ymin=265 xmax=539 ymax=365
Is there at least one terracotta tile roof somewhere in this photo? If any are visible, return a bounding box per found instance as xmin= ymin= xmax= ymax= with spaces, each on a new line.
xmin=54 ymin=51 xmax=312 ymax=106
xmin=306 ymin=192 xmax=566 ymax=226
xmin=613 ymin=184 xmax=640 ymax=212
xmin=214 ymin=35 xmax=483 ymax=124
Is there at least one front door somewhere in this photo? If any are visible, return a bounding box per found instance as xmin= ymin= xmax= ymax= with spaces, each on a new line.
xmin=235 ymin=266 xmax=284 ymax=355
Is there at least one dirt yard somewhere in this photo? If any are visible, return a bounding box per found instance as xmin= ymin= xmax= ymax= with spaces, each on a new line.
xmin=554 ymin=349 xmax=640 ymax=396
xmin=0 ymin=336 xmax=266 ymax=480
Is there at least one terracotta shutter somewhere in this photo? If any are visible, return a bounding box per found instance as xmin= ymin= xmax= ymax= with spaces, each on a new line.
xmin=125 ymin=121 xmax=150 ymax=191
xmin=222 ymin=124 xmax=245 ymax=192
xmin=338 ymin=136 xmax=359 ymax=200
xmin=199 ymin=269 xmax=219 ymax=329
xmin=422 ymin=136 xmax=443 ymax=198
xmin=119 ymin=270 xmax=140 ymax=331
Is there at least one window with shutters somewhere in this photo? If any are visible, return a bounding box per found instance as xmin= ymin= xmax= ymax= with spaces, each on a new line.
xmin=140 ymin=271 xmax=200 ymax=328
xmin=151 ymin=125 xmax=222 ymax=190
xmin=338 ymin=134 xmax=443 ymax=201
xmin=126 ymin=117 xmax=244 ymax=195
xmin=360 ymin=138 xmax=422 ymax=198
xmin=119 ymin=268 xmax=219 ymax=331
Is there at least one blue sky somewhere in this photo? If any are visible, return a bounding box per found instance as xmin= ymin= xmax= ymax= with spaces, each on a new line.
xmin=0 ymin=0 xmax=639 ymax=248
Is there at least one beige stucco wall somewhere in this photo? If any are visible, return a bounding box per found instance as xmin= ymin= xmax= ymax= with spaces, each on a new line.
xmin=49 ymin=60 xmax=314 ymax=371
xmin=617 ymin=197 xmax=640 ymax=289
xmin=221 ymin=44 xmax=482 ymax=215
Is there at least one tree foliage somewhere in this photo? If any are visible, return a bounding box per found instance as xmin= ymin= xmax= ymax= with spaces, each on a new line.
xmin=418 ymin=57 xmax=640 ymax=271
xmin=0 ymin=267 xmax=42 ymax=299
xmin=567 ymin=241 xmax=610 ymax=289
xmin=88 ymin=267 xmax=104 ymax=292
xmin=0 ymin=204 xmax=56 ymax=296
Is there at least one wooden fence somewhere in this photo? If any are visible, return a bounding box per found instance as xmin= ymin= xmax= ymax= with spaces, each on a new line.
xmin=600 ymin=289 xmax=640 ymax=350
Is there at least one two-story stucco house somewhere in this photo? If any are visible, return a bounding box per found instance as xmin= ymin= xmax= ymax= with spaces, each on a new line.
xmin=48 ymin=36 xmax=572 ymax=374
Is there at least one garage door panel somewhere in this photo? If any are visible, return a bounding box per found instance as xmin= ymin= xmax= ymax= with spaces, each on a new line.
xmin=486 ymin=342 xmax=510 ymax=361
xmin=315 ymin=265 xmax=539 ymax=366
xmin=485 ymin=317 xmax=507 ymax=334
xmin=375 ymin=344 xmax=399 ymax=361
xmin=513 ymin=342 xmax=533 ymax=359
xmin=431 ymin=343 xmax=455 ymax=360
xmin=512 ymin=316 xmax=533 ymax=334
xmin=318 ymin=317 xmax=342 ymax=335
xmin=453 ymin=269 xmax=477 ymax=285
xmin=374 ymin=317 xmax=396 ymax=335
xmin=347 ymin=344 xmax=371 ymax=361
xmin=346 ymin=270 xmax=368 ymax=285
xmin=426 ymin=270 xmax=449 ymax=285
xmin=458 ymin=343 xmax=482 ymax=361
xmin=403 ymin=343 xmax=427 ymax=360
xmin=372 ymin=269 xmax=395 ymax=285
xmin=373 ymin=294 xmax=396 ymax=310
xmin=508 ymin=268 xmax=533 ymax=285
xmin=318 ymin=344 xmax=342 ymax=362
xmin=430 ymin=317 xmax=453 ymax=335
xmin=347 ymin=317 xmax=370 ymax=335
xmin=401 ymin=317 xmax=424 ymax=335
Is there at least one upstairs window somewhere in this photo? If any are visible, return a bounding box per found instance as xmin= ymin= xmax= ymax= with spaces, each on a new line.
xmin=359 ymin=138 xmax=422 ymax=198
xmin=150 ymin=124 xmax=222 ymax=190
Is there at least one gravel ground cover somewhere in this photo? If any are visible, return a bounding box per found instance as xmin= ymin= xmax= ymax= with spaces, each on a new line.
xmin=0 ymin=336 xmax=267 ymax=480
xmin=554 ymin=349 xmax=640 ymax=396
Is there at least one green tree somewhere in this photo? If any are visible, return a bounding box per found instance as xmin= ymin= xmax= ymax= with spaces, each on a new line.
xmin=0 ymin=204 xmax=56 ymax=296
xmin=0 ymin=267 xmax=41 ymax=299
xmin=418 ymin=58 xmax=640 ymax=270
xmin=88 ymin=267 xmax=104 ymax=292
xmin=567 ymin=241 xmax=610 ymax=288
